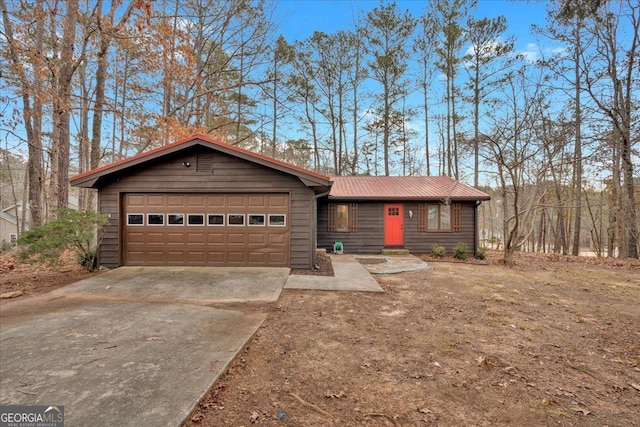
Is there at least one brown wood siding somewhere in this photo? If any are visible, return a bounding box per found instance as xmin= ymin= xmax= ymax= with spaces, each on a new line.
xmin=97 ymin=146 xmax=315 ymax=269
xmin=97 ymin=191 xmax=120 ymax=266
xmin=318 ymin=200 xmax=478 ymax=255
xmin=403 ymin=201 xmax=477 ymax=254
xmin=318 ymin=201 xmax=384 ymax=253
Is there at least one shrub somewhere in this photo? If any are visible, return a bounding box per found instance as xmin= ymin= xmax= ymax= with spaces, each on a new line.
xmin=76 ymin=247 xmax=99 ymax=271
xmin=475 ymin=245 xmax=488 ymax=260
xmin=1 ymin=239 xmax=14 ymax=252
xmin=431 ymin=244 xmax=446 ymax=258
xmin=18 ymin=208 xmax=107 ymax=271
xmin=454 ymin=242 xmax=468 ymax=260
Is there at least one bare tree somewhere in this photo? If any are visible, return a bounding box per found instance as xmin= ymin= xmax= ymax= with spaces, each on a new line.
xmin=464 ymin=15 xmax=514 ymax=187
xmin=49 ymin=0 xmax=96 ymax=216
xmin=413 ymin=12 xmax=438 ymax=176
xmin=582 ymin=0 xmax=639 ymax=258
xmin=364 ymin=2 xmax=416 ymax=176
xmin=1 ymin=0 xmax=45 ymax=226
xmin=483 ymin=65 xmax=549 ymax=265
xmin=429 ymin=0 xmax=475 ymax=179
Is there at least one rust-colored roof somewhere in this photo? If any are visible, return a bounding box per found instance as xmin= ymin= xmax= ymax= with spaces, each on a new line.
xmin=328 ymin=176 xmax=490 ymax=201
xmin=70 ymin=134 xmax=331 ymax=188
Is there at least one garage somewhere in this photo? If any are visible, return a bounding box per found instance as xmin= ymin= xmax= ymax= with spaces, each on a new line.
xmin=70 ymin=135 xmax=331 ymax=269
xmin=123 ymin=193 xmax=290 ymax=266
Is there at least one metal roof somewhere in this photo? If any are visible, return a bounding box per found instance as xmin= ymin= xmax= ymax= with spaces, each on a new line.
xmin=328 ymin=175 xmax=490 ymax=201
xmin=0 ymin=211 xmax=18 ymax=223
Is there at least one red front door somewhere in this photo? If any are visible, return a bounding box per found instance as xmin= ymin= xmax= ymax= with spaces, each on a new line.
xmin=384 ymin=204 xmax=404 ymax=246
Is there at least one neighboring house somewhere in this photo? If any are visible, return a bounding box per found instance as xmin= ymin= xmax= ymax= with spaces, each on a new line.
xmin=0 ymin=198 xmax=80 ymax=244
xmin=0 ymin=209 xmax=24 ymax=244
xmin=70 ymin=135 xmax=490 ymax=269
xmin=317 ymin=176 xmax=490 ymax=256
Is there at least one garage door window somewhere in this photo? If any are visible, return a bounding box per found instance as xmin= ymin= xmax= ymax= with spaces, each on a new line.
xmin=208 ymin=214 xmax=224 ymax=225
xmin=188 ymin=214 xmax=204 ymax=225
xmin=268 ymin=214 xmax=286 ymax=227
xmin=147 ymin=214 xmax=164 ymax=225
xmin=228 ymin=214 xmax=244 ymax=226
xmin=127 ymin=214 xmax=144 ymax=225
xmin=168 ymin=214 xmax=184 ymax=225
xmin=248 ymin=214 xmax=265 ymax=226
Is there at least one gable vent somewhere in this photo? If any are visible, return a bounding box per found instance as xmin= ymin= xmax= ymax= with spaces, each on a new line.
xmin=196 ymin=151 xmax=213 ymax=174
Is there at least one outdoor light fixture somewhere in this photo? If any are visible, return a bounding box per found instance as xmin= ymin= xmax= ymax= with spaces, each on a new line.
xmin=409 ymin=210 xmax=413 ymax=218
xmin=182 ymin=162 xmax=191 ymax=167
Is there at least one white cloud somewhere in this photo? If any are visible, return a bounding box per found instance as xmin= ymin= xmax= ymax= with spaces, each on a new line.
xmin=406 ymin=118 xmax=424 ymax=134
xmin=520 ymin=43 xmax=540 ymax=62
xmin=519 ymin=43 xmax=569 ymax=63
xmin=465 ymin=38 xmax=505 ymax=60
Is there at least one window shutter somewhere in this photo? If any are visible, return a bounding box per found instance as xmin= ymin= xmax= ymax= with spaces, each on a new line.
xmin=452 ymin=203 xmax=461 ymax=232
xmin=349 ymin=203 xmax=358 ymax=231
xmin=418 ymin=203 xmax=427 ymax=232
xmin=328 ymin=203 xmax=336 ymax=231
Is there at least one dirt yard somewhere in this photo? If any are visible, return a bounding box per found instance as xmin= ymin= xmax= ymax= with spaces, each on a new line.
xmin=1 ymin=251 xmax=638 ymax=426
xmin=0 ymin=251 xmax=97 ymax=299
xmin=186 ymin=253 xmax=640 ymax=427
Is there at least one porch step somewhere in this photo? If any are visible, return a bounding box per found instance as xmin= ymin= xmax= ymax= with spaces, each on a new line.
xmin=381 ymin=248 xmax=410 ymax=256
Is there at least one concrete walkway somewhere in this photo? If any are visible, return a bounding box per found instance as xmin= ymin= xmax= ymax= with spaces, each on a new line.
xmin=0 ymin=267 xmax=289 ymax=427
xmin=353 ymin=254 xmax=430 ymax=274
xmin=285 ymin=254 xmax=384 ymax=292
xmin=49 ymin=266 xmax=290 ymax=304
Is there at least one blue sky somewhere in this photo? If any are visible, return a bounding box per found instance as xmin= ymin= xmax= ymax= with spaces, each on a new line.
xmin=275 ymin=0 xmax=550 ymax=60
xmin=270 ymin=1 xmax=554 ymax=178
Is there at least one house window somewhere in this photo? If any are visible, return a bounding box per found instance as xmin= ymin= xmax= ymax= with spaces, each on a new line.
xmin=168 ymin=214 xmax=184 ymax=225
xmin=228 ymin=214 xmax=245 ymax=226
xmin=10 ymin=233 xmax=17 ymax=244
xmin=328 ymin=203 xmax=358 ymax=232
xmin=248 ymin=214 xmax=265 ymax=226
xmin=268 ymin=214 xmax=286 ymax=227
xmin=208 ymin=214 xmax=224 ymax=225
xmin=127 ymin=214 xmax=144 ymax=225
xmin=336 ymin=205 xmax=349 ymax=231
xmin=147 ymin=214 xmax=164 ymax=226
xmin=419 ymin=203 xmax=460 ymax=232
xmin=188 ymin=214 xmax=204 ymax=225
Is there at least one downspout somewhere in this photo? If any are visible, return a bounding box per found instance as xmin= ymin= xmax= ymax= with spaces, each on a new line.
xmin=475 ymin=200 xmax=481 ymax=258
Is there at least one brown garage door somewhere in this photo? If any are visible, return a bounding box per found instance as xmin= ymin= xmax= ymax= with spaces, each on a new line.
xmin=123 ymin=193 xmax=290 ymax=267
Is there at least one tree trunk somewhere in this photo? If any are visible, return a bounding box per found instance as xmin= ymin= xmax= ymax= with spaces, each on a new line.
xmin=88 ymin=16 xmax=110 ymax=210
xmin=1 ymin=0 xmax=45 ymax=226
xmin=571 ymin=19 xmax=583 ymax=256
xmin=423 ymin=81 xmax=430 ymax=176
xmin=272 ymin=63 xmax=278 ymax=158
xmin=446 ymin=75 xmax=452 ymax=177
xmin=451 ymin=81 xmax=459 ymax=180
xmin=607 ymin=141 xmax=620 ymax=257
xmin=50 ymin=0 xmax=79 ymax=217
xmin=473 ymin=77 xmax=479 ymax=187
xmin=383 ymin=82 xmax=390 ymax=176
xmin=78 ymin=61 xmax=90 ymax=211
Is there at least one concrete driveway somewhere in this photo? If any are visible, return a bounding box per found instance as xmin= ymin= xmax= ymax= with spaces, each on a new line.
xmin=0 ymin=266 xmax=289 ymax=427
